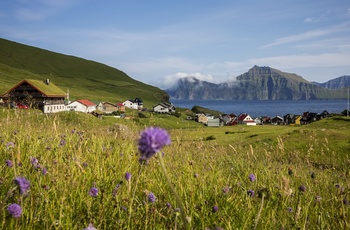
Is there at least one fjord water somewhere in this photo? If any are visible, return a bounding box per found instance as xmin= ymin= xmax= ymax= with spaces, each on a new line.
xmin=171 ymin=99 xmax=348 ymax=117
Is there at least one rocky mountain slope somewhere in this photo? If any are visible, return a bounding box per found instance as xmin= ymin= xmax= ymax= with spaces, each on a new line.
xmin=313 ymin=75 xmax=350 ymax=89
xmin=166 ymin=66 xmax=347 ymax=100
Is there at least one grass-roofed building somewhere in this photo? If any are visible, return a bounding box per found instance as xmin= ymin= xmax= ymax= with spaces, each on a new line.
xmin=0 ymin=79 xmax=67 ymax=113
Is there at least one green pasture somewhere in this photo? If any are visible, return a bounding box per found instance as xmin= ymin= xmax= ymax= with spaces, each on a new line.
xmin=0 ymin=109 xmax=349 ymax=229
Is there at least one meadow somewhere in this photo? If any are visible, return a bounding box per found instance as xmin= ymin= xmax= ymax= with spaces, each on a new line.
xmin=0 ymin=108 xmax=349 ymax=229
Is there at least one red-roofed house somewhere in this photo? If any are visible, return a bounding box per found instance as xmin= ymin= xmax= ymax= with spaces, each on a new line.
xmin=237 ymin=113 xmax=256 ymax=126
xmin=67 ymin=99 xmax=96 ymax=113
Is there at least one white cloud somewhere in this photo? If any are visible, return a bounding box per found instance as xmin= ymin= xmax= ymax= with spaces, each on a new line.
xmin=261 ymin=22 xmax=350 ymax=48
xmin=162 ymin=72 xmax=214 ymax=89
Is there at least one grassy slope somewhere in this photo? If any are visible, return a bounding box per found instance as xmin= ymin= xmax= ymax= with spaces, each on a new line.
xmin=0 ymin=38 xmax=168 ymax=107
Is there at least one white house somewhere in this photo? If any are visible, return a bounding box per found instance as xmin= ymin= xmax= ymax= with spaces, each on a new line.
xmin=122 ymin=98 xmax=143 ymax=110
xmin=67 ymin=99 xmax=96 ymax=113
xmin=237 ymin=113 xmax=256 ymax=126
xmin=153 ymin=102 xmax=175 ymax=113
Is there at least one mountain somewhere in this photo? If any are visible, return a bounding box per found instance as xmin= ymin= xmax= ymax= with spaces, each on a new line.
xmin=0 ymin=38 xmax=169 ymax=107
xmin=166 ymin=66 xmax=347 ymax=100
xmin=313 ymin=75 xmax=350 ymax=89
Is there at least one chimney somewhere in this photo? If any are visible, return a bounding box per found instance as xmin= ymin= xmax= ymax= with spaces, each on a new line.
xmin=44 ymin=79 xmax=50 ymax=85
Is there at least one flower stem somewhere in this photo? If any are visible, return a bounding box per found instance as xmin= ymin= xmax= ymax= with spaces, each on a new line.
xmin=157 ymin=152 xmax=189 ymax=230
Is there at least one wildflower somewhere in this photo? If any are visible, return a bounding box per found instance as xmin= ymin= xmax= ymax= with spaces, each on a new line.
xmin=30 ymin=157 xmax=39 ymax=168
xmin=138 ymin=127 xmax=171 ymax=160
xmin=148 ymin=192 xmax=156 ymax=203
xmin=7 ymin=203 xmax=22 ymax=218
xmin=212 ymin=205 xmax=219 ymax=213
xmin=249 ymin=173 xmax=256 ymax=182
xmin=84 ymin=223 xmax=97 ymax=230
xmin=194 ymin=173 xmax=199 ymax=178
xmin=222 ymin=186 xmax=230 ymax=194
xmin=125 ymin=172 xmax=131 ymax=181
xmin=59 ymin=139 xmax=66 ymax=147
xmin=42 ymin=168 xmax=48 ymax=175
xmin=6 ymin=160 xmax=13 ymax=167
xmin=6 ymin=142 xmax=15 ymax=149
xmin=14 ymin=177 xmax=30 ymax=195
xmin=83 ymin=162 xmax=88 ymax=168
xmin=166 ymin=202 xmax=172 ymax=208
xmin=89 ymin=187 xmax=99 ymax=197
xmin=316 ymin=195 xmax=321 ymax=202
xmin=287 ymin=207 xmax=293 ymax=213
xmin=298 ymin=185 xmax=306 ymax=193
xmin=247 ymin=189 xmax=255 ymax=197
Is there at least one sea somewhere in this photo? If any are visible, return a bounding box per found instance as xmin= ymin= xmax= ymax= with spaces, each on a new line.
xmin=170 ymin=99 xmax=349 ymax=118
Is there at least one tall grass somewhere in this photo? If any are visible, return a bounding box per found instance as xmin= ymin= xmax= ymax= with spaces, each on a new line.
xmin=0 ymin=109 xmax=349 ymax=229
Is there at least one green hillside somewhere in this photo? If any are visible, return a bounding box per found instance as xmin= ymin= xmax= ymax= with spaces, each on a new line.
xmin=0 ymin=38 xmax=169 ymax=107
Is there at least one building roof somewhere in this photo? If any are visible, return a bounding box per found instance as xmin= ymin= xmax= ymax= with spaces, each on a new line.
xmin=76 ymin=99 xmax=96 ymax=107
xmin=1 ymin=79 xmax=65 ymax=97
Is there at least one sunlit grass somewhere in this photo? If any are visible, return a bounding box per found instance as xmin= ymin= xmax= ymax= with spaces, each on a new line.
xmin=0 ymin=109 xmax=349 ymax=229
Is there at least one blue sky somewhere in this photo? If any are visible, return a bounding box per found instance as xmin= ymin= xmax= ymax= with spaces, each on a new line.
xmin=0 ymin=0 xmax=349 ymax=89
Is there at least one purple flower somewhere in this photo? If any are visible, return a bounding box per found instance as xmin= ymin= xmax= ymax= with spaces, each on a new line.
xmin=138 ymin=127 xmax=171 ymax=160
xmin=249 ymin=173 xmax=256 ymax=182
xmin=125 ymin=172 xmax=131 ymax=181
xmin=166 ymin=202 xmax=172 ymax=208
xmin=148 ymin=192 xmax=156 ymax=203
xmin=59 ymin=139 xmax=66 ymax=147
xmin=89 ymin=187 xmax=99 ymax=197
xmin=84 ymin=224 xmax=97 ymax=230
xmin=287 ymin=207 xmax=293 ymax=213
xmin=6 ymin=142 xmax=15 ymax=149
xmin=30 ymin=157 xmax=39 ymax=168
xmin=299 ymin=185 xmax=306 ymax=193
xmin=222 ymin=186 xmax=230 ymax=194
xmin=42 ymin=168 xmax=48 ymax=175
xmin=14 ymin=177 xmax=30 ymax=195
xmin=83 ymin=162 xmax=88 ymax=168
xmin=212 ymin=205 xmax=219 ymax=213
xmin=247 ymin=189 xmax=255 ymax=197
xmin=7 ymin=203 xmax=22 ymax=218
xmin=6 ymin=160 xmax=13 ymax=167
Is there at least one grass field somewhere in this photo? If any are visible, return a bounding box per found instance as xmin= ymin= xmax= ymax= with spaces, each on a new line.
xmin=0 ymin=108 xmax=349 ymax=229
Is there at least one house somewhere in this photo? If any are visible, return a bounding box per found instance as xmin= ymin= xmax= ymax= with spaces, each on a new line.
xmin=220 ymin=113 xmax=237 ymax=126
xmin=153 ymin=102 xmax=176 ymax=113
xmin=115 ymin=102 xmax=125 ymax=112
xmin=300 ymin=111 xmax=319 ymax=124
xmin=197 ymin=113 xmax=209 ymax=124
xmin=67 ymin=99 xmax=96 ymax=113
xmin=0 ymin=79 xmax=66 ymax=113
xmin=207 ymin=118 xmax=220 ymax=127
xmin=97 ymin=102 xmax=119 ymax=114
xmin=123 ymin=98 xmax=143 ymax=110
xmin=237 ymin=113 xmax=256 ymax=125
xmin=271 ymin=115 xmax=284 ymax=125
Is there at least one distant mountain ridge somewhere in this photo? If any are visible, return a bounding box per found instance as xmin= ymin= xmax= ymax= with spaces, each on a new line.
xmin=166 ymin=66 xmax=348 ymax=100
xmin=312 ymin=75 xmax=350 ymax=89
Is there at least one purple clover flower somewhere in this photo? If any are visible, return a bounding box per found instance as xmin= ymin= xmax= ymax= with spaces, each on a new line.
xmin=89 ymin=187 xmax=99 ymax=197
xmin=6 ymin=142 xmax=15 ymax=149
xmin=42 ymin=168 xmax=48 ymax=175
xmin=166 ymin=202 xmax=172 ymax=208
xmin=148 ymin=192 xmax=156 ymax=203
xmin=14 ymin=177 xmax=30 ymax=195
xmin=84 ymin=224 xmax=97 ymax=230
xmin=212 ymin=205 xmax=219 ymax=213
xmin=138 ymin=127 xmax=171 ymax=161
xmin=249 ymin=173 xmax=256 ymax=182
xmin=247 ymin=189 xmax=255 ymax=197
xmin=299 ymin=185 xmax=306 ymax=193
xmin=30 ymin=157 xmax=39 ymax=168
xmin=287 ymin=207 xmax=293 ymax=213
xmin=125 ymin=172 xmax=131 ymax=181
xmin=7 ymin=203 xmax=22 ymax=218
xmin=59 ymin=139 xmax=66 ymax=147
xmin=6 ymin=160 xmax=13 ymax=167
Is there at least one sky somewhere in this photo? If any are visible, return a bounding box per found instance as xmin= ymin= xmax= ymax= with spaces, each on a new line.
xmin=0 ymin=0 xmax=350 ymax=89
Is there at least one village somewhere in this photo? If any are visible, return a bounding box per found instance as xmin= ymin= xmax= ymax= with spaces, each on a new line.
xmin=0 ymin=79 xmax=341 ymax=127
